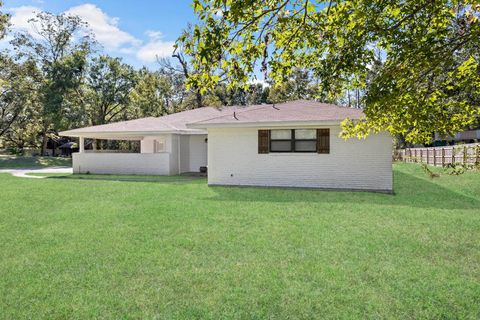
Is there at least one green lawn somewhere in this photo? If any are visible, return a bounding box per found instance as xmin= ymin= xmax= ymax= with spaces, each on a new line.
xmin=0 ymin=163 xmax=479 ymax=319
xmin=0 ymin=155 xmax=72 ymax=169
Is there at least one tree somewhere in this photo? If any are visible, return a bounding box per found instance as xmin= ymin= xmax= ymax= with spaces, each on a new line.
xmin=181 ymin=0 xmax=480 ymax=143
xmin=0 ymin=0 xmax=9 ymax=39
xmin=130 ymin=68 xmax=175 ymax=118
xmin=0 ymin=56 xmax=42 ymax=152
xmin=10 ymin=11 xmax=94 ymax=155
xmin=80 ymin=56 xmax=137 ymax=126
xmin=0 ymin=57 xmax=34 ymax=137
xmin=267 ymin=68 xmax=319 ymax=103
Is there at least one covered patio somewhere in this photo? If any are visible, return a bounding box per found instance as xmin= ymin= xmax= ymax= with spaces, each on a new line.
xmin=60 ymin=118 xmax=208 ymax=176
xmin=74 ymin=133 xmax=174 ymax=175
xmin=59 ymin=107 xmax=235 ymax=176
xmin=70 ymin=131 xmax=208 ymax=175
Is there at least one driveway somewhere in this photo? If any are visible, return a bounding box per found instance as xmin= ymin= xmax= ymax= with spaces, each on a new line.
xmin=0 ymin=167 xmax=73 ymax=179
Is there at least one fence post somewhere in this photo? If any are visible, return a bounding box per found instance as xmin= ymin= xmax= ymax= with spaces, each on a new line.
xmin=476 ymin=146 xmax=479 ymax=165
xmin=464 ymin=146 xmax=467 ymax=165
xmin=452 ymin=147 xmax=455 ymax=164
xmin=433 ymin=148 xmax=436 ymax=166
xmin=441 ymin=148 xmax=445 ymax=167
xmin=420 ymin=149 xmax=423 ymax=163
xmin=426 ymin=149 xmax=429 ymax=164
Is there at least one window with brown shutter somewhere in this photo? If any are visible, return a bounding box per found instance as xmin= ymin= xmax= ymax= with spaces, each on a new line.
xmin=317 ymin=128 xmax=330 ymax=154
xmin=259 ymin=129 xmax=329 ymax=154
xmin=258 ymin=130 xmax=270 ymax=153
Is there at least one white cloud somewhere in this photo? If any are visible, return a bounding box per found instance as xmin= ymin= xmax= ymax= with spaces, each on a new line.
xmin=65 ymin=4 xmax=140 ymax=50
xmin=8 ymin=6 xmax=42 ymax=36
xmin=136 ymin=30 xmax=175 ymax=63
xmin=4 ymin=3 xmax=175 ymax=66
xmin=145 ymin=30 xmax=163 ymax=40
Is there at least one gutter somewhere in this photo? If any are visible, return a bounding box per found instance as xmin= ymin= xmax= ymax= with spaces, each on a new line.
xmin=59 ymin=129 xmax=207 ymax=138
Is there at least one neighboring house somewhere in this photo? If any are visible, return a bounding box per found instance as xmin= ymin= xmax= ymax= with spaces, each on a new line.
xmin=433 ymin=129 xmax=480 ymax=146
xmin=60 ymin=100 xmax=393 ymax=192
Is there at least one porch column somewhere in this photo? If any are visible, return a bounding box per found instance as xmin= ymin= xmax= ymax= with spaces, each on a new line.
xmin=79 ymin=137 xmax=85 ymax=153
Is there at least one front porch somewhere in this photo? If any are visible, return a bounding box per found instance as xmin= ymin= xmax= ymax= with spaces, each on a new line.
xmin=73 ymin=133 xmax=208 ymax=176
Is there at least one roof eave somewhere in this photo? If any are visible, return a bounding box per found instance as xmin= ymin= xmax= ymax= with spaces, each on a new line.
xmin=59 ymin=128 xmax=207 ymax=138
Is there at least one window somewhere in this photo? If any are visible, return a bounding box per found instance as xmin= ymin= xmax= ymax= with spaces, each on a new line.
xmin=154 ymin=138 xmax=166 ymax=153
xmin=258 ymin=128 xmax=330 ymax=154
xmin=270 ymin=129 xmax=317 ymax=153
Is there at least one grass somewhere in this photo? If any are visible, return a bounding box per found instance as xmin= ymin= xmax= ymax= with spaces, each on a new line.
xmin=0 ymin=163 xmax=479 ymax=319
xmin=0 ymin=154 xmax=72 ymax=169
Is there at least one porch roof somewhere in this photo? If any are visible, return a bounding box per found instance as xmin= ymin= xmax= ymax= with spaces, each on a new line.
xmin=59 ymin=107 xmax=239 ymax=138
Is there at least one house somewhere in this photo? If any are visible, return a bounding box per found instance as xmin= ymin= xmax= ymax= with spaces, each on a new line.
xmin=433 ymin=129 xmax=480 ymax=146
xmin=60 ymin=100 xmax=393 ymax=192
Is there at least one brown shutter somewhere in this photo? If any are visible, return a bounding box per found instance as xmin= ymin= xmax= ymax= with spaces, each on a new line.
xmin=258 ymin=130 xmax=270 ymax=154
xmin=317 ymin=129 xmax=330 ymax=154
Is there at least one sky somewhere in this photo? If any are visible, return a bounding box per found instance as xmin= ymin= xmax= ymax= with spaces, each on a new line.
xmin=1 ymin=0 xmax=197 ymax=68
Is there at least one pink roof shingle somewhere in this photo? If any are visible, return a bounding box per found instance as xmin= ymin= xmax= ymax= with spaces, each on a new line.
xmin=190 ymin=100 xmax=363 ymax=127
xmin=61 ymin=100 xmax=363 ymax=136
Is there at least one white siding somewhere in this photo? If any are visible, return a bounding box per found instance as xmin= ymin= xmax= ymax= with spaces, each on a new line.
xmin=169 ymin=134 xmax=180 ymax=175
xmin=140 ymin=134 xmax=182 ymax=175
xmin=141 ymin=135 xmax=171 ymax=154
xmin=188 ymin=135 xmax=208 ymax=172
xmin=179 ymin=135 xmax=190 ymax=173
xmin=176 ymin=134 xmax=208 ymax=173
xmin=207 ymin=126 xmax=392 ymax=192
xmin=73 ymin=153 xmax=170 ymax=175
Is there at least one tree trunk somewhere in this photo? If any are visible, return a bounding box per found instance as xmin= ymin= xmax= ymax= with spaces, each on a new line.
xmin=41 ymin=131 xmax=48 ymax=156
xmin=173 ymin=52 xmax=204 ymax=109
xmin=195 ymin=90 xmax=203 ymax=109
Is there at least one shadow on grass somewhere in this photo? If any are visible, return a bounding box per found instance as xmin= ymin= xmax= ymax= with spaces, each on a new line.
xmin=0 ymin=156 xmax=71 ymax=169
xmin=39 ymin=168 xmax=480 ymax=210
xmin=206 ymin=171 xmax=480 ymax=210
xmin=45 ymin=174 xmax=206 ymax=184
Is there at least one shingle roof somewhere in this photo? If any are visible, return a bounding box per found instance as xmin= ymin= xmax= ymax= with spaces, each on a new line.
xmin=189 ymin=100 xmax=364 ymax=127
xmin=60 ymin=106 xmax=240 ymax=136
xmin=60 ymin=100 xmax=363 ymax=137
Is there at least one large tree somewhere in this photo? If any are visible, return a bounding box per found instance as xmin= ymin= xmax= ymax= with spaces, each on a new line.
xmin=0 ymin=0 xmax=8 ymax=39
xmin=130 ymin=68 xmax=175 ymax=118
xmin=10 ymin=11 xmax=94 ymax=155
xmin=80 ymin=55 xmax=137 ymax=126
xmin=181 ymin=0 xmax=480 ymax=143
xmin=0 ymin=57 xmax=39 ymax=139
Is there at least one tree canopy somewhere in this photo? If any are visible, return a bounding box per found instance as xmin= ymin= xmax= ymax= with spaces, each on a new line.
xmin=10 ymin=12 xmax=95 ymax=154
xmin=180 ymin=0 xmax=480 ymax=143
xmin=0 ymin=1 xmax=8 ymax=39
xmin=0 ymin=10 xmax=273 ymax=153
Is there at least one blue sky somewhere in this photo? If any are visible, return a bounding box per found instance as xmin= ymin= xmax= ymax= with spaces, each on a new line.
xmin=2 ymin=0 xmax=197 ymax=68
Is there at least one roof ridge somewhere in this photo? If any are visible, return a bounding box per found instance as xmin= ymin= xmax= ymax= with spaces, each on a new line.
xmin=189 ymin=104 xmax=274 ymax=124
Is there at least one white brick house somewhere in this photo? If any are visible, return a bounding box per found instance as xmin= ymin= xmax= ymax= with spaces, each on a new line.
xmin=61 ymin=100 xmax=393 ymax=192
